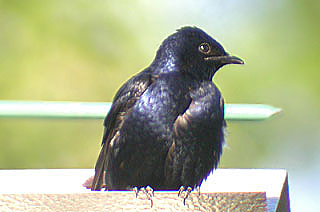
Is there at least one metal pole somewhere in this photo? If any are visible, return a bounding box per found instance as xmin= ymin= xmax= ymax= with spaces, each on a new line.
xmin=0 ymin=101 xmax=281 ymax=121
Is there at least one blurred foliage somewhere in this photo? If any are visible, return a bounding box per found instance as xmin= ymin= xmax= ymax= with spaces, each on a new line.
xmin=0 ymin=0 xmax=320 ymax=210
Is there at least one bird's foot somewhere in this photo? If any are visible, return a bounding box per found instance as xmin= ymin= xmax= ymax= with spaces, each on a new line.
xmin=178 ymin=186 xmax=185 ymax=197
xmin=133 ymin=186 xmax=154 ymax=208
xmin=133 ymin=187 xmax=139 ymax=198
xmin=178 ymin=186 xmax=192 ymax=205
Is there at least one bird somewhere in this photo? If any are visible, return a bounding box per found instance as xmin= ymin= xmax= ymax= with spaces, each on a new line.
xmin=91 ymin=26 xmax=244 ymax=192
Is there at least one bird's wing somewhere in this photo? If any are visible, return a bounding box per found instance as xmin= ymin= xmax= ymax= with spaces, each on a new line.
xmin=172 ymin=83 xmax=225 ymax=138
xmin=165 ymin=82 xmax=225 ymax=188
xmin=91 ymin=70 xmax=155 ymax=190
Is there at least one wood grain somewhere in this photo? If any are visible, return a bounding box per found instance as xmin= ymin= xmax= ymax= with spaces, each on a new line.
xmin=0 ymin=192 xmax=266 ymax=212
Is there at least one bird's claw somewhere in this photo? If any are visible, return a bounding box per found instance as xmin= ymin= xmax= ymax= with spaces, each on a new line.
xmin=178 ymin=186 xmax=185 ymax=197
xmin=178 ymin=186 xmax=192 ymax=205
xmin=133 ymin=186 xmax=154 ymax=208
xmin=133 ymin=187 xmax=139 ymax=198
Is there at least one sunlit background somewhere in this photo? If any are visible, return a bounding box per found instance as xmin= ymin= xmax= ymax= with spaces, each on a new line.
xmin=1 ymin=0 xmax=319 ymax=211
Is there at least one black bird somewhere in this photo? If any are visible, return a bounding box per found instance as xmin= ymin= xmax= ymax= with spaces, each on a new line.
xmin=91 ymin=26 xmax=243 ymax=191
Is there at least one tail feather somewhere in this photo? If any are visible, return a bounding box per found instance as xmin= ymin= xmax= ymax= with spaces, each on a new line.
xmin=91 ymin=143 xmax=108 ymax=191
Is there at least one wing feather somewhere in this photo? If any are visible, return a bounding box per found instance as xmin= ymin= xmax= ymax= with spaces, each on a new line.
xmin=91 ymin=71 xmax=155 ymax=190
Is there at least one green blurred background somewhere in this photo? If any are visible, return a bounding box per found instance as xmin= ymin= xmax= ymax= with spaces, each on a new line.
xmin=0 ymin=0 xmax=319 ymax=211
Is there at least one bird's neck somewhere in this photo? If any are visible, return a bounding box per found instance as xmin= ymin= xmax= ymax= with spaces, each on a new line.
xmin=151 ymin=53 xmax=180 ymax=75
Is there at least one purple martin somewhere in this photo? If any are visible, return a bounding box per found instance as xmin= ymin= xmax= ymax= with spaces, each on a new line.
xmin=91 ymin=26 xmax=244 ymax=191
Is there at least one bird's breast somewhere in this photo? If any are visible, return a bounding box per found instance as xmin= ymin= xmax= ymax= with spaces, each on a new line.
xmin=121 ymin=76 xmax=190 ymax=144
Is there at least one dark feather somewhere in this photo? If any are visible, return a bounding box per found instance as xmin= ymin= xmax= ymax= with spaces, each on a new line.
xmin=91 ymin=71 xmax=154 ymax=190
xmin=92 ymin=26 xmax=243 ymax=191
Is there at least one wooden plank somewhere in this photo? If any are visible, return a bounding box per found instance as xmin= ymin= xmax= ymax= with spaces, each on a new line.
xmin=276 ymin=175 xmax=290 ymax=212
xmin=0 ymin=169 xmax=289 ymax=211
xmin=0 ymin=192 xmax=266 ymax=212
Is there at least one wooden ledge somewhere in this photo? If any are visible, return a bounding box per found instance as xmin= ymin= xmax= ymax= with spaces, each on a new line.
xmin=0 ymin=169 xmax=289 ymax=211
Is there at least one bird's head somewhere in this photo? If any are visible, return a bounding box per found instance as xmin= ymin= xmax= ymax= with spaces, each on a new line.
xmin=153 ymin=26 xmax=244 ymax=80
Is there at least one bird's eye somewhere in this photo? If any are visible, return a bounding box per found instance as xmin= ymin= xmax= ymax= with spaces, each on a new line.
xmin=198 ymin=43 xmax=211 ymax=54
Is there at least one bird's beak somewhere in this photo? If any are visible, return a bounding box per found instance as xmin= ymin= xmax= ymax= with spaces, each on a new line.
xmin=204 ymin=54 xmax=244 ymax=65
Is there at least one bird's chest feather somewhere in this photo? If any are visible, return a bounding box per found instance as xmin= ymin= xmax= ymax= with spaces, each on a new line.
xmin=138 ymin=79 xmax=189 ymax=121
xmin=123 ymin=76 xmax=190 ymax=142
